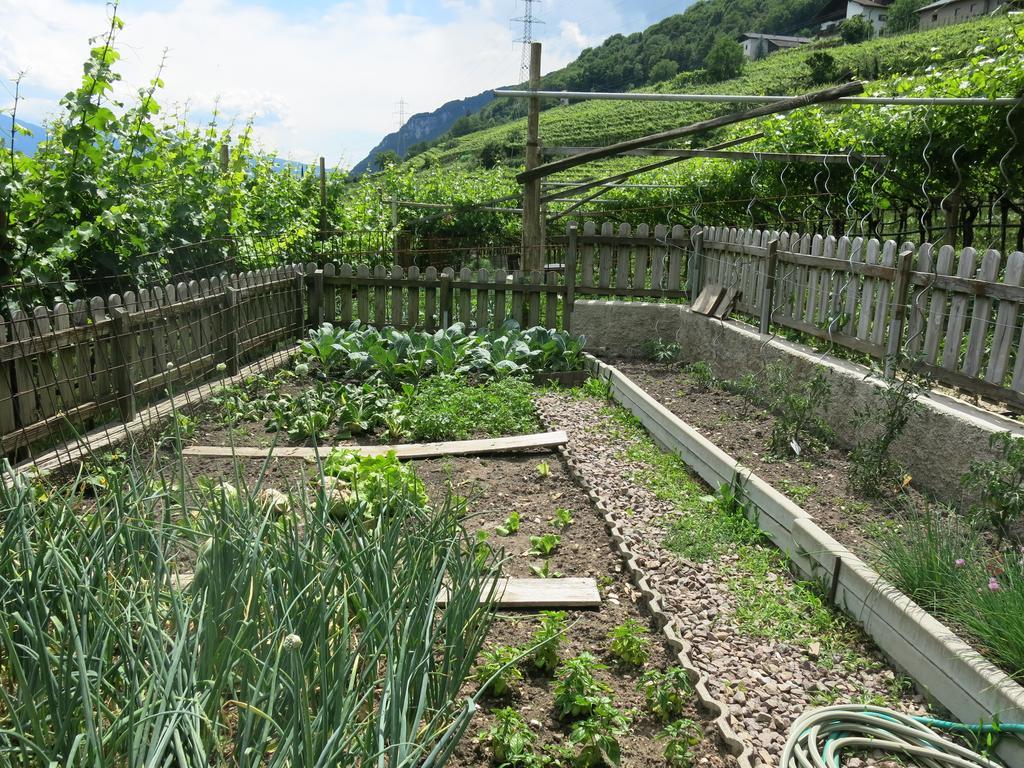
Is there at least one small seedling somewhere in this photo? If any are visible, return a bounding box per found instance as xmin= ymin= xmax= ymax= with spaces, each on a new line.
xmin=528 ymin=533 xmax=561 ymax=557
xmin=473 ymin=645 xmax=523 ymax=697
xmin=638 ymin=667 xmax=694 ymax=721
xmin=497 ymin=510 xmax=521 ymax=536
xmin=476 ymin=708 xmax=537 ymax=766
xmin=685 ymin=361 xmax=716 ymax=392
xmin=531 ymin=610 xmax=567 ymax=674
xmin=642 ymin=337 xmax=681 ymax=363
xmin=474 ymin=530 xmax=492 ymax=570
xmin=529 ymin=559 xmax=564 ymax=579
xmin=608 ymin=619 xmax=651 ymax=667
xmin=570 ymin=699 xmax=632 ymax=767
xmin=581 ymin=376 xmax=612 ymax=400
xmin=659 ymin=718 xmax=703 ymax=767
xmin=551 ymin=507 xmax=575 ymax=529
xmin=553 ymin=653 xmax=611 ymax=719
xmin=536 ymin=461 xmax=551 ymax=479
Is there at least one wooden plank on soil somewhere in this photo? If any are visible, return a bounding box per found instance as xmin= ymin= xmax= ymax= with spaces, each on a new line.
xmin=172 ymin=574 xmax=600 ymax=607
xmin=182 ymin=430 xmax=569 ymax=460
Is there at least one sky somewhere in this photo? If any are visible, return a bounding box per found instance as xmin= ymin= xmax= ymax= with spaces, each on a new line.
xmin=0 ymin=0 xmax=692 ymax=167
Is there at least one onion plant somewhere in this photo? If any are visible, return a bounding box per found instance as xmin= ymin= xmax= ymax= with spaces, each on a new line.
xmin=0 ymin=452 xmax=500 ymax=766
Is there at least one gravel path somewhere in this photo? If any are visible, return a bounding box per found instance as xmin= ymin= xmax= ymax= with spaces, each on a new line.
xmin=538 ymin=391 xmax=927 ymax=768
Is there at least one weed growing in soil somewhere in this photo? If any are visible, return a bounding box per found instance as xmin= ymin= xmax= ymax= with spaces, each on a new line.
xmin=659 ymin=719 xmax=703 ymax=768
xmin=578 ymin=376 xmax=613 ymax=400
xmin=497 ymin=510 xmax=521 ymax=536
xmin=474 ymin=645 xmax=524 ymax=697
xmin=476 ymin=708 xmax=538 ymax=767
xmin=553 ymin=653 xmax=611 ymax=719
xmin=531 ymin=610 xmax=568 ymax=674
xmin=848 ymin=368 xmax=927 ymax=497
xmin=638 ymin=667 xmax=694 ymax=722
xmin=642 ymin=337 xmax=682 ymax=363
xmin=778 ymin=479 xmax=818 ymax=506
xmin=762 ymin=362 xmax=832 ymax=458
xmin=685 ymin=361 xmax=716 ymax=392
xmin=551 ymin=507 xmax=575 ymax=529
xmin=963 ymin=431 xmax=1024 ymax=543
xmin=608 ymin=619 xmax=651 ymax=667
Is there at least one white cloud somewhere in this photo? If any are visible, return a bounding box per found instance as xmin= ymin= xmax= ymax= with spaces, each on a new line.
xmin=0 ymin=0 xmax=658 ymax=165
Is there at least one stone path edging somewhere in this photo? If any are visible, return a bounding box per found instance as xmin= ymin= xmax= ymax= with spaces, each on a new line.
xmin=537 ymin=403 xmax=754 ymax=768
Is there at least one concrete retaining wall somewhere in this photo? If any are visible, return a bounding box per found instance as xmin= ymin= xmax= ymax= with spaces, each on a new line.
xmin=573 ymin=300 xmax=1024 ymax=505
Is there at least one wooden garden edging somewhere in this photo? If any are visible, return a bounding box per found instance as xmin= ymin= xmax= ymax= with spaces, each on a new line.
xmin=585 ymin=353 xmax=1024 ymax=766
xmin=182 ymin=431 xmax=568 ymax=460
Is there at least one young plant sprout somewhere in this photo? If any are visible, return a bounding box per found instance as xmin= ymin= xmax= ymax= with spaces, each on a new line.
xmin=528 ymin=533 xmax=561 ymax=557
xmin=531 ymin=611 xmax=568 ymax=674
xmin=551 ymin=507 xmax=575 ymax=529
xmin=497 ymin=510 xmax=521 ymax=536
xmin=536 ymin=461 xmax=552 ymax=479
xmin=476 ymin=708 xmax=537 ymax=766
xmin=473 ymin=645 xmax=524 ymax=698
xmin=659 ymin=718 xmax=703 ymax=767
xmin=608 ymin=619 xmax=651 ymax=667
xmin=553 ymin=653 xmax=611 ymax=719
xmin=569 ymin=698 xmax=633 ymax=767
xmin=529 ymin=559 xmax=564 ymax=579
xmin=638 ymin=667 xmax=694 ymax=721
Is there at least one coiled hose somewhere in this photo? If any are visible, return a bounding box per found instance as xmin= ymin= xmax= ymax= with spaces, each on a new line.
xmin=780 ymin=705 xmax=1024 ymax=767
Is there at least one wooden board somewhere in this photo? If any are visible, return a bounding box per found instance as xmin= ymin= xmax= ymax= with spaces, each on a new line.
xmin=692 ymin=284 xmax=725 ymax=315
xmin=171 ymin=574 xmax=599 ymax=608
xmin=439 ymin=578 xmax=601 ymax=608
xmin=182 ymin=431 xmax=569 ymax=460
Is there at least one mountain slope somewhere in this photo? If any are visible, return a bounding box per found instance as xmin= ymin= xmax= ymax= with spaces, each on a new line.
xmin=351 ymin=90 xmax=495 ymax=177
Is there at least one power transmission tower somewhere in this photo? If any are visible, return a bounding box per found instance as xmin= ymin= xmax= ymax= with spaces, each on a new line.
xmin=512 ymin=0 xmax=543 ymax=84
xmin=394 ymin=98 xmax=409 ymax=156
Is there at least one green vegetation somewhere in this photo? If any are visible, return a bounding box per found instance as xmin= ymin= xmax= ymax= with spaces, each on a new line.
xmin=608 ymin=619 xmax=652 ymax=667
xmin=659 ymin=719 xmax=703 ymax=768
xmin=474 ymin=645 xmax=524 ymax=698
xmin=848 ymin=369 xmax=926 ymax=497
xmin=528 ymin=533 xmax=561 ymax=557
xmin=638 ymin=667 xmax=695 ymax=722
xmin=477 ymin=708 xmax=539 ymax=767
xmin=401 ymin=376 xmax=538 ymax=442
xmin=963 ymin=431 xmax=1024 ymax=543
xmin=553 ymin=653 xmax=612 ymax=719
xmin=877 ymin=503 xmax=1024 ymax=680
xmin=705 ymin=35 xmax=746 ymax=82
xmin=551 ymin=507 xmax=575 ymax=529
xmin=0 ymin=455 xmax=498 ymax=766
xmin=531 ymin=610 xmax=569 ymax=674
xmin=497 ymin=510 xmax=522 ymax=536
xmin=762 ymin=363 xmax=832 ymax=458
xmin=642 ymin=337 xmax=682 ymax=363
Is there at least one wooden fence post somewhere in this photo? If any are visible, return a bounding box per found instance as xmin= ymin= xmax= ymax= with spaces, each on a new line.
xmin=309 ymin=269 xmax=324 ymax=327
xmin=110 ymin=307 xmax=137 ymax=423
xmin=293 ymin=269 xmax=306 ymax=334
xmin=885 ymin=247 xmax=916 ymax=376
xmin=440 ymin=272 xmax=452 ymax=329
xmin=224 ymin=286 xmax=240 ymax=375
xmin=565 ymin=223 xmax=578 ymax=332
xmin=759 ymin=239 xmax=779 ymax=335
xmin=689 ymin=228 xmax=704 ymax=299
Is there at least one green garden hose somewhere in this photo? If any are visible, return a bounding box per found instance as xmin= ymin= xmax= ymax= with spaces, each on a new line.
xmin=779 ymin=704 xmax=1024 ymax=768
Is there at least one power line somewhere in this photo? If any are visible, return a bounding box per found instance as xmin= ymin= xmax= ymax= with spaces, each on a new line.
xmin=512 ymin=0 xmax=544 ymax=84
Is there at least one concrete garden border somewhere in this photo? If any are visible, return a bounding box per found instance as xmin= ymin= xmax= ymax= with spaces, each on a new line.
xmin=584 ymin=353 xmax=1024 ymax=766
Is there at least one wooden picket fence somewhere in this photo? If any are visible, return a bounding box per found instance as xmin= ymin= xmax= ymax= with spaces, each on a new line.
xmin=0 ymin=265 xmax=304 ymax=458
xmin=693 ymin=225 xmax=1024 ymax=407
xmin=314 ymin=263 xmax=567 ymax=332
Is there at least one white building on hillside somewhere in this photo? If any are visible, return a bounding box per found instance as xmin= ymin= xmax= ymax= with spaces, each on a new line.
xmin=740 ymin=32 xmax=812 ymax=60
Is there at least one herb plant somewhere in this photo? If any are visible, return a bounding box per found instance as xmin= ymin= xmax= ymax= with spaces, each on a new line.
xmin=528 ymin=533 xmax=561 ymax=557
xmin=553 ymin=653 xmax=611 ymax=719
xmin=763 ymin=362 xmax=832 ymax=458
xmin=685 ymin=361 xmax=716 ymax=392
xmin=476 ymin=708 xmax=538 ymax=767
xmin=659 ymin=719 xmax=703 ymax=767
xmin=963 ymin=431 xmax=1024 ymax=543
xmin=530 ymin=610 xmax=567 ymax=674
xmin=638 ymin=667 xmax=694 ymax=721
xmin=642 ymin=338 xmax=681 ymax=363
xmin=608 ymin=619 xmax=651 ymax=667
xmin=473 ymin=645 xmax=524 ymax=697
xmin=569 ymin=699 xmax=633 ymax=767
